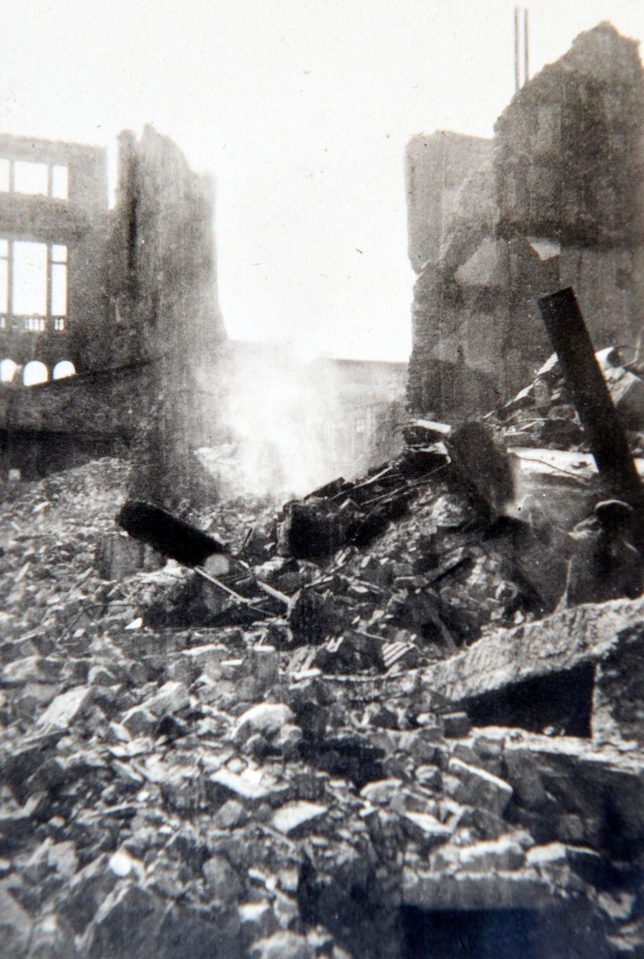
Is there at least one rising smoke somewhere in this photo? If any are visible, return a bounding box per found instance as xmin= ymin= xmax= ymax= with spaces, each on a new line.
xmin=197 ymin=341 xmax=350 ymax=500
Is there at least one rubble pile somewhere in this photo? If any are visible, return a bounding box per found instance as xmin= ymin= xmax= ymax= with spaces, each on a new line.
xmin=492 ymin=347 xmax=644 ymax=454
xmin=1 ymin=366 xmax=644 ymax=957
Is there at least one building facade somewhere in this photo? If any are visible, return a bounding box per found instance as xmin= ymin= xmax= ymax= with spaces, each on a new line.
xmin=0 ymin=134 xmax=108 ymax=385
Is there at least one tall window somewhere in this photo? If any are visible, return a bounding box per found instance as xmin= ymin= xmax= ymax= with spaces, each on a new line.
xmin=13 ymin=161 xmax=48 ymax=196
xmin=13 ymin=241 xmax=48 ymax=317
xmin=0 ymin=239 xmax=68 ymax=331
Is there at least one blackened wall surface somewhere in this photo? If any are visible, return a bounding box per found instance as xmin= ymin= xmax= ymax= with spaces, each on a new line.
xmin=102 ymin=126 xmax=225 ymax=504
xmin=97 ymin=126 xmax=223 ymax=371
xmin=495 ymin=23 xmax=644 ymax=248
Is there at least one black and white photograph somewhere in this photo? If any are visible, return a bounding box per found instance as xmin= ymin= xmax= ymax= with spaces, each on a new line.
xmin=1 ymin=1 xmax=644 ymax=956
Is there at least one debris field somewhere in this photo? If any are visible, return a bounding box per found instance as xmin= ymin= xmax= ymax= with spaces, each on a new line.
xmin=1 ymin=337 xmax=644 ymax=958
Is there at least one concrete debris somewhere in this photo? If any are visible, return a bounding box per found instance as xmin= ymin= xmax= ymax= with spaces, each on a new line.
xmin=0 ymin=327 xmax=643 ymax=959
xmin=271 ymin=801 xmax=328 ymax=836
xmin=36 ymin=686 xmax=93 ymax=730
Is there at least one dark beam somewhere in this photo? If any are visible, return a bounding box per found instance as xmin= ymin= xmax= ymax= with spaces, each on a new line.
xmin=538 ymin=287 xmax=641 ymax=502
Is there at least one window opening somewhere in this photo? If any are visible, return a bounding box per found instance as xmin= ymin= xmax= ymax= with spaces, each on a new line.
xmin=0 ymin=239 xmax=68 ymax=330
xmin=0 ymin=239 xmax=8 ymax=318
xmin=50 ymin=243 xmax=67 ymax=318
xmin=0 ymin=159 xmax=69 ymax=198
xmin=13 ymin=161 xmax=49 ymax=197
xmin=0 ymin=358 xmax=18 ymax=383
xmin=51 ymin=165 xmax=68 ymax=200
xmin=12 ymin=241 xmax=47 ymax=317
xmin=52 ymin=360 xmax=75 ymax=380
xmin=23 ymin=360 xmax=48 ymax=386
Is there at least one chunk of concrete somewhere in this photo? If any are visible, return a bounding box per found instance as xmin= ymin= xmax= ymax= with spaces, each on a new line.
xmin=455 ymin=835 xmax=525 ymax=872
xmin=234 ymin=703 xmax=295 ymax=742
xmin=448 ymin=758 xmax=513 ymax=817
xmin=250 ymin=931 xmax=315 ymax=959
xmin=271 ymin=801 xmax=328 ymax=836
xmin=421 ymin=596 xmax=644 ymax=726
xmin=402 ymin=869 xmax=557 ymax=910
xmin=37 ymin=686 xmax=92 ymax=729
xmin=143 ymin=681 xmax=189 ymax=717
xmin=209 ymin=769 xmax=288 ymax=807
xmin=400 ymin=811 xmax=453 ymax=848
xmin=202 ymin=854 xmax=242 ymax=903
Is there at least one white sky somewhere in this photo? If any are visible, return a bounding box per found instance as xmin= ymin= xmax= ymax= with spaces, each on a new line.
xmin=0 ymin=0 xmax=642 ymax=360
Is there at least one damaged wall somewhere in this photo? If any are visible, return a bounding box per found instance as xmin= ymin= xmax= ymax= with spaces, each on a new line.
xmin=0 ymin=127 xmax=225 ymax=492
xmin=405 ymin=131 xmax=493 ymax=273
xmin=407 ymin=23 xmax=644 ymax=416
xmin=101 ymin=126 xmax=225 ymax=505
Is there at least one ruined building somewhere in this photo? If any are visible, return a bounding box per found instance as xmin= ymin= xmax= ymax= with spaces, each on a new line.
xmin=0 ymin=127 xmax=225 ymax=492
xmin=0 ymin=133 xmax=107 ymax=382
xmin=406 ymin=23 xmax=644 ymax=416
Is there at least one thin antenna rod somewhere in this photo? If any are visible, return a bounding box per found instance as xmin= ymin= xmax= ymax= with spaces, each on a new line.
xmin=524 ymin=7 xmax=530 ymax=83
xmin=514 ymin=7 xmax=520 ymax=92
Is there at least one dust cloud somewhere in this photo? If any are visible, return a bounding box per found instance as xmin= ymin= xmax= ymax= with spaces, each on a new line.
xmin=197 ymin=341 xmax=350 ymax=500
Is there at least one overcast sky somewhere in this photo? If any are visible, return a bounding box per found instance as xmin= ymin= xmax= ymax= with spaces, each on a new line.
xmin=1 ymin=0 xmax=642 ymax=360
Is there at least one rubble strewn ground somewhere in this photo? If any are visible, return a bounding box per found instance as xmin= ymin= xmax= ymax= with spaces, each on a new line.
xmin=1 ymin=351 xmax=644 ymax=958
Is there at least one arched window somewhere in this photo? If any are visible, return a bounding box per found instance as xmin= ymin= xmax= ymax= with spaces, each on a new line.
xmin=53 ymin=360 xmax=76 ymax=380
xmin=0 ymin=358 xmax=18 ymax=383
xmin=23 ymin=360 xmax=48 ymax=386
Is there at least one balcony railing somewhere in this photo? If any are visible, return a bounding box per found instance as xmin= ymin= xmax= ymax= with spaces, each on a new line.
xmin=0 ymin=314 xmax=67 ymax=333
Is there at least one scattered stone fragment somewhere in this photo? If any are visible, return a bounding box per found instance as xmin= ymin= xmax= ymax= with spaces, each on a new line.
xmin=360 ymin=779 xmax=404 ymax=804
xmin=442 ymin=710 xmax=470 ymax=738
xmin=108 ymin=848 xmax=145 ymax=879
xmin=239 ymin=901 xmax=278 ymax=942
xmin=202 ymin=854 xmax=243 ymax=903
xmin=37 ymin=685 xmax=92 ymax=729
xmin=234 ymin=702 xmax=295 ymax=742
xmin=0 ymin=883 xmax=32 ymax=958
xmin=455 ymin=835 xmax=526 ymax=872
xmin=271 ymin=801 xmax=328 ymax=836
xmin=143 ymin=681 xmax=189 ymax=717
xmin=209 ymin=768 xmax=288 ymax=806
xmin=400 ymin=811 xmax=453 ymax=848
xmin=448 ymin=758 xmax=513 ymax=817
xmin=402 ymin=868 xmax=557 ymax=910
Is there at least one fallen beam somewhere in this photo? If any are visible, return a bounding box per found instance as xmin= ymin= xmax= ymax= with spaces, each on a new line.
xmin=538 ymin=288 xmax=642 ymax=502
